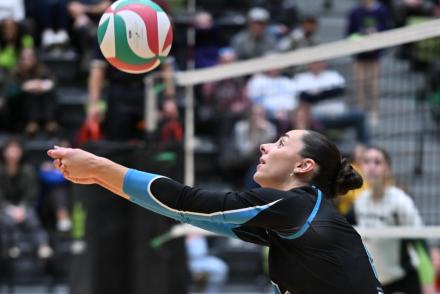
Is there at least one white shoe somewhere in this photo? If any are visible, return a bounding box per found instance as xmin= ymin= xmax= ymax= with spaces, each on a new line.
xmin=71 ymin=240 xmax=86 ymax=255
xmin=57 ymin=218 xmax=72 ymax=232
xmin=42 ymin=29 xmax=56 ymax=48
xmin=38 ymin=245 xmax=53 ymax=259
xmin=54 ymin=30 xmax=70 ymax=45
xmin=8 ymin=246 xmax=21 ymax=258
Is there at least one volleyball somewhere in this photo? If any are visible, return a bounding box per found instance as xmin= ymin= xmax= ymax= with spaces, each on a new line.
xmin=97 ymin=0 xmax=173 ymax=74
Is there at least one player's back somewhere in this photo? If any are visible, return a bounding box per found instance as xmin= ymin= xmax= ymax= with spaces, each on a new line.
xmin=267 ymin=187 xmax=383 ymax=294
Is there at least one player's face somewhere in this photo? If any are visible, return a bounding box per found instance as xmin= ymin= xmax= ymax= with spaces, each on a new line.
xmin=361 ymin=149 xmax=390 ymax=186
xmin=254 ymin=130 xmax=306 ymax=189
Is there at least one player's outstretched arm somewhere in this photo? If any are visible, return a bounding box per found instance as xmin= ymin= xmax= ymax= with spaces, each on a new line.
xmin=47 ymin=147 xmax=288 ymax=241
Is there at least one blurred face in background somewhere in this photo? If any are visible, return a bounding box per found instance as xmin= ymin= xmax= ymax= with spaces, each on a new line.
xmin=302 ymin=20 xmax=317 ymax=37
xmin=361 ymin=148 xmax=390 ymax=187
xmin=3 ymin=141 xmax=23 ymax=166
xmin=2 ymin=19 xmax=19 ymax=42
xmin=162 ymin=99 xmax=179 ymax=120
xmin=308 ymin=61 xmax=327 ymax=75
xmin=19 ymin=48 xmax=37 ymax=72
xmin=249 ymin=20 xmax=267 ymax=37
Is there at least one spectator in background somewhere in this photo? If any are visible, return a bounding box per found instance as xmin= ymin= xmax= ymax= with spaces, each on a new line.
xmin=0 ymin=18 xmax=34 ymax=72
xmin=231 ymin=105 xmax=277 ymax=188
xmin=0 ymin=138 xmax=52 ymax=259
xmin=186 ymin=234 xmax=228 ymax=294
xmin=194 ymin=11 xmax=221 ymax=69
xmin=276 ymin=16 xmax=319 ymax=52
xmin=67 ymin=0 xmax=112 ymax=30
xmin=247 ymin=66 xmax=298 ymax=130
xmin=0 ymin=0 xmax=25 ymax=22
xmin=5 ymin=48 xmax=57 ymax=136
xmin=87 ymin=42 xmax=149 ymax=141
xmin=346 ymin=0 xmax=391 ymax=126
xmin=294 ymin=60 xmax=370 ymax=144
xmin=394 ymin=0 xmax=435 ymax=28
xmin=39 ymin=0 xmax=71 ymax=54
xmin=354 ymin=146 xmax=424 ymax=293
xmin=157 ymin=98 xmax=183 ymax=144
xmin=230 ymin=7 xmax=276 ymax=60
xmin=67 ymin=0 xmax=112 ymax=68
xmin=38 ymin=139 xmax=72 ymax=233
xmin=200 ymin=48 xmax=250 ymax=137
xmin=87 ymin=42 xmax=175 ymax=141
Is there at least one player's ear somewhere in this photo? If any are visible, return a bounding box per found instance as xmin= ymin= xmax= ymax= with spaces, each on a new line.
xmin=293 ymin=158 xmax=316 ymax=175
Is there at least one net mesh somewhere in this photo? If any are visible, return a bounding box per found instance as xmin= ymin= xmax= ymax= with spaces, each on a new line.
xmin=167 ymin=18 xmax=440 ymax=239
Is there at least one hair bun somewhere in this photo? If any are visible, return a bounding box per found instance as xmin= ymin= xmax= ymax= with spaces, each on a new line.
xmin=335 ymin=158 xmax=363 ymax=195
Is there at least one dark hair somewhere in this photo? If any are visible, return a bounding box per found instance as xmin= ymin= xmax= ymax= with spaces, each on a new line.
xmin=300 ymin=131 xmax=363 ymax=198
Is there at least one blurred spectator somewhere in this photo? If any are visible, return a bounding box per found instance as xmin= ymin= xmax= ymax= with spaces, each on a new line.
xmin=230 ymin=105 xmax=276 ymax=189
xmin=38 ymin=139 xmax=72 ymax=233
xmin=394 ymin=0 xmax=435 ymax=28
xmin=0 ymin=138 xmax=52 ymax=259
xmin=294 ymin=60 xmax=370 ymax=144
xmin=0 ymin=18 xmax=34 ymax=72
xmin=230 ymin=7 xmax=276 ymax=60
xmin=263 ymin=0 xmax=299 ymax=28
xmin=247 ymin=66 xmax=298 ymax=129
xmin=67 ymin=0 xmax=111 ymax=29
xmin=288 ymin=102 xmax=319 ymax=132
xmin=5 ymin=48 xmax=57 ymax=136
xmin=346 ymin=0 xmax=392 ymax=125
xmin=86 ymin=43 xmax=146 ymax=141
xmin=276 ymin=16 xmax=319 ymax=52
xmin=186 ymin=234 xmax=228 ymax=294
xmin=0 ymin=0 xmax=25 ymax=22
xmin=67 ymin=0 xmax=111 ymax=67
xmin=39 ymin=0 xmax=71 ymax=53
xmin=199 ymin=48 xmax=250 ymax=137
xmin=233 ymin=105 xmax=276 ymax=162
xmin=194 ymin=11 xmax=221 ymax=68
xmin=354 ymin=146 xmax=425 ymax=293
xmin=87 ymin=42 xmax=175 ymax=141
xmin=157 ymin=98 xmax=183 ymax=144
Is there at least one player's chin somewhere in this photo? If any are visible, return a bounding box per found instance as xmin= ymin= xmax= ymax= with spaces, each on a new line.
xmin=253 ymin=171 xmax=263 ymax=186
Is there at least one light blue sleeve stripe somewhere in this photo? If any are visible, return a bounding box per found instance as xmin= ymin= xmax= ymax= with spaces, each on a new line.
xmin=276 ymin=188 xmax=322 ymax=240
xmin=123 ymin=169 xmax=184 ymax=221
xmin=123 ymin=169 xmax=275 ymax=238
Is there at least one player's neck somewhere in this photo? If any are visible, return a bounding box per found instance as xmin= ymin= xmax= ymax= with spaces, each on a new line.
xmin=269 ymin=178 xmax=307 ymax=191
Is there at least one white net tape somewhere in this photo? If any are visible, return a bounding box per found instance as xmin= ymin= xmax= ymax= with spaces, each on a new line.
xmin=169 ymin=224 xmax=440 ymax=240
xmin=176 ymin=19 xmax=440 ymax=86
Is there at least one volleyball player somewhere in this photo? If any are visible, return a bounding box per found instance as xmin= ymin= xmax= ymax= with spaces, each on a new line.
xmin=48 ymin=129 xmax=384 ymax=294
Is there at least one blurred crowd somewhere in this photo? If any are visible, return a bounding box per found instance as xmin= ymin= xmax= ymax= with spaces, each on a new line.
xmin=0 ymin=0 xmax=440 ymax=293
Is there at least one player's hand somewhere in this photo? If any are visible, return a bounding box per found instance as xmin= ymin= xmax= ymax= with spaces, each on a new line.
xmin=47 ymin=147 xmax=99 ymax=184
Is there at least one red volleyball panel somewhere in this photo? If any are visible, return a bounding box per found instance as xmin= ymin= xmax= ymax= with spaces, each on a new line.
xmin=117 ymin=4 xmax=159 ymax=54
xmin=107 ymin=57 xmax=160 ymax=73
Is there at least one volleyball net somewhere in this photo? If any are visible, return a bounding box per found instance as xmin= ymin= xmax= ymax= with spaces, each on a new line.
xmin=146 ymin=17 xmax=440 ymax=241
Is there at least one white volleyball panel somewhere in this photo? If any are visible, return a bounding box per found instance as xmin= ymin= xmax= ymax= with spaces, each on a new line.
xmin=118 ymin=10 xmax=155 ymax=58
xmin=100 ymin=13 xmax=116 ymax=58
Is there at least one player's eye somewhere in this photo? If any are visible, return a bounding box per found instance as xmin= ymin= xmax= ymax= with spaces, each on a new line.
xmin=277 ymin=139 xmax=284 ymax=147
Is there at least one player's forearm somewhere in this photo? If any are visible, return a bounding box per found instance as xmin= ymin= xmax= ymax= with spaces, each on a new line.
xmin=88 ymin=64 xmax=105 ymax=104
xmin=92 ymin=156 xmax=130 ymax=199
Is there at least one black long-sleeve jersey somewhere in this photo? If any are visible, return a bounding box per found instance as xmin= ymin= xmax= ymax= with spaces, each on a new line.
xmin=123 ymin=169 xmax=383 ymax=294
